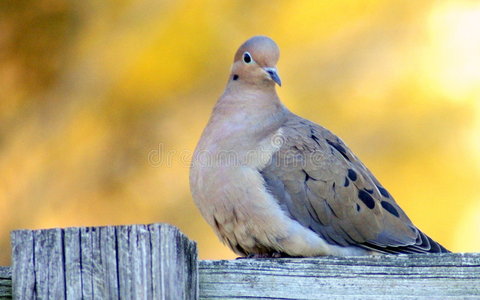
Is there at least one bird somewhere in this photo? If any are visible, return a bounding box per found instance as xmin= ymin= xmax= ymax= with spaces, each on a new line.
xmin=189 ymin=36 xmax=450 ymax=257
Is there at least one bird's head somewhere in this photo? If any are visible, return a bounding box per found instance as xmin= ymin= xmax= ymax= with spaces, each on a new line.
xmin=229 ymin=36 xmax=281 ymax=88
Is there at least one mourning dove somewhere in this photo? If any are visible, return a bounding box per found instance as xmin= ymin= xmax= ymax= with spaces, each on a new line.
xmin=190 ymin=36 xmax=449 ymax=257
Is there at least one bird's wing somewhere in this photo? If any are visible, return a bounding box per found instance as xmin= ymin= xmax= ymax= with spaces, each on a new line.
xmin=261 ymin=115 xmax=448 ymax=253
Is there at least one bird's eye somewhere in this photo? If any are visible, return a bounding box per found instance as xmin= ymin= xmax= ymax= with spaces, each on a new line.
xmin=243 ymin=52 xmax=252 ymax=64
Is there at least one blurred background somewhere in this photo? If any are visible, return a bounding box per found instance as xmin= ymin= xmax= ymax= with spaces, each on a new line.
xmin=1 ymin=0 xmax=480 ymax=265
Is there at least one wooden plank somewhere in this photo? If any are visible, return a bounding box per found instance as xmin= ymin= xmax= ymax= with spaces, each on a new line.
xmin=117 ymin=225 xmax=153 ymax=298
xmin=0 ymin=266 xmax=12 ymax=299
xmin=11 ymin=230 xmax=35 ymax=299
xmin=34 ymin=229 xmax=66 ymax=298
xmin=152 ymin=224 xmax=199 ymax=299
xmin=10 ymin=224 xmax=198 ymax=299
xmin=199 ymin=253 xmax=480 ymax=299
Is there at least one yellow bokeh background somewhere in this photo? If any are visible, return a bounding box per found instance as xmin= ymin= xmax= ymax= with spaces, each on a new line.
xmin=1 ymin=0 xmax=479 ymax=265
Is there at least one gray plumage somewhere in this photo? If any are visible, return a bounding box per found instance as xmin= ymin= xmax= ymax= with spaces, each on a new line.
xmin=260 ymin=113 xmax=448 ymax=254
xmin=190 ymin=36 xmax=449 ymax=257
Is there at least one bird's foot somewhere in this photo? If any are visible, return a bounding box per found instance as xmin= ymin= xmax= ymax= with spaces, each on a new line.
xmin=237 ymin=252 xmax=289 ymax=259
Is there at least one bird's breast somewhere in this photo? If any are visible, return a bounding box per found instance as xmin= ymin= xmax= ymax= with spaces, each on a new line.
xmin=189 ymin=127 xmax=285 ymax=249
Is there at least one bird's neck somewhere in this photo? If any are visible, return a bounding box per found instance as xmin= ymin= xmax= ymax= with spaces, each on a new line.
xmin=217 ymin=82 xmax=282 ymax=115
xmin=203 ymin=84 xmax=287 ymax=151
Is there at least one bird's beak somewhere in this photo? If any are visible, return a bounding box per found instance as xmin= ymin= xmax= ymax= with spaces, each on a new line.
xmin=264 ymin=67 xmax=282 ymax=86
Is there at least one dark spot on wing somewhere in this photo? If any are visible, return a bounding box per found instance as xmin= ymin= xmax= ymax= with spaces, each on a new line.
xmin=364 ymin=188 xmax=374 ymax=194
xmin=347 ymin=169 xmax=357 ymax=181
xmin=358 ymin=190 xmax=375 ymax=209
xmin=381 ymin=201 xmax=400 ymax=217
xmin=344 ymin=177 xmax=350 ymax=187
xmin=326 ymin=139 xmax=350 ymax=161
xmin=377 ymin=185 xmax=390 ymax=198
xmin=356 ymin=203 xmax=361 ymax=212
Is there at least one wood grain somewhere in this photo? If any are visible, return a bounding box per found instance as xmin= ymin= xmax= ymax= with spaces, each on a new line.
xmin=199 ymin=253 xmax=480 ymax=299
xmin=0 ymin=267 xmax=11 ymax=300
xmin=10 ymin=224 xmax=198 ymax=299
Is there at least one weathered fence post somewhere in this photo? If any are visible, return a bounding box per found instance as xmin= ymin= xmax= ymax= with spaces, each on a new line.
xmin=11 ymin=224 xmax=198 ymax=299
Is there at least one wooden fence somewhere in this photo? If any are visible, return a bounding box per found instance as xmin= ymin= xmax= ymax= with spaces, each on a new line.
xmin=0 ymin=223 xmax=479 ymax=299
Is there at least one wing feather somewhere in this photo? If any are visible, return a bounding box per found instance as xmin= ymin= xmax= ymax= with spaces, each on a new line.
xmin=260 ymin=115 xmax=449 ymax=253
